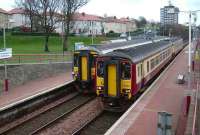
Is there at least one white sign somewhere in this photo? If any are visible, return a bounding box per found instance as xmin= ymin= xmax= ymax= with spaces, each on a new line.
xmin=75 ymin=42 xmax=84 ymax=50
xmin=0 ymin=48 xmax=12 ymax=59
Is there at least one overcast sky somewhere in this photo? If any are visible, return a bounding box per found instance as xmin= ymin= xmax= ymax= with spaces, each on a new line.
xmin=1 ymin=0 xmax=200 ymax=25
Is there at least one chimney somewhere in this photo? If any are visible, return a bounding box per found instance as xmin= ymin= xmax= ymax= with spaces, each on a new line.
xmin=82 ymin=12 xmax=85 ymax=16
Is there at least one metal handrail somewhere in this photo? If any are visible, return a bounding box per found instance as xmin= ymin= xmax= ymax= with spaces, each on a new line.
xmin=192 ymin=83 xmax=199 ymax=135
xmin=0 ymin=53 xmax=73 ymax=64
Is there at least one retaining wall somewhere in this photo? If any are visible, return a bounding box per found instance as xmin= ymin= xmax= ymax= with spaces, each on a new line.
xmin=0 ymin=63 xmax=72 ymax=91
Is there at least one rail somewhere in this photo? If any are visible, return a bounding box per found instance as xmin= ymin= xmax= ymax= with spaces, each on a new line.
xmin=192 ymin=83 xmax=199 ymax=135
xmin=0 ymin=53 xmax=73 ymax=65
xmin=30 ymin=96 xmax=95 ymax=135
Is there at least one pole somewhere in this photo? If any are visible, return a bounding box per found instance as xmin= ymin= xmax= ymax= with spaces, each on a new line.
xmin=91 ymin=21 xmax=94 ymax=45
xmin=189 ymin=11 xmax=192 ymax=73
xmin=3 ymin=25 xmax=8 ymax=91
xmin=188 ymin=11 xmax=192 ymax=90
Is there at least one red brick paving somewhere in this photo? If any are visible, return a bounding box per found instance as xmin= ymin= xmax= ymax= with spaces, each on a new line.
xmin=106 ymin=47 xmax=190 ymax=135
xmin=0 ymin=72 xmax=72 ymax=109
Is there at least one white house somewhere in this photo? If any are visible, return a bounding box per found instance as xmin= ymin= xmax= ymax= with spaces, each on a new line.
xmin=72 ymin=13 xmax=103 ymax=35
xmin=103 ymin=17 xmax=137 ymax=34
xmin=0 ymin=8 xmax=9 ymax=28
xmin=0 ymin=8 xmax=137 ymax=35
xmin=55 ymin=13 xmax=103 ymax=35
xmin=8 ymin=8 xmax=29 ymax=28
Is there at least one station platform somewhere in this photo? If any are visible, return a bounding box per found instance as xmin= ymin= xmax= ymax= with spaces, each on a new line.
xmin=105 ymin=46 xmax=191 ymax=135
xmin=0 ymin=72 xmax=72 ymax=109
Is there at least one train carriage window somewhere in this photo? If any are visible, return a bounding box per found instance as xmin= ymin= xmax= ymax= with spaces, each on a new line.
xmin=156 ymin=56 xmax=159 ymax=65
xmin=97 ymin=61 xmax=104 ymax=77
xmin=74 ymin=54 xmax=78 ymax=67
xmin=121 ymin=63 xmax=131 ymax=79
xmin=137 ymin=66 xmax=140 ymax=77
xmin=147 ymin=61 xmax=149 ymax=73
xmin=150 ymin=59 xmax=154 ymax=70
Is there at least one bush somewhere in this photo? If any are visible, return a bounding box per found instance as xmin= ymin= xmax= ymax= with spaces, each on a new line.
xmin=12 ymin=26 xmax=22 ymax=32
xmin=106 ymin=32 xmax=120 ymax=37
xmin=11 ymin=32 xmax=60 ymax=36
xmin=0 ymin=29 xmax=2 ymax=36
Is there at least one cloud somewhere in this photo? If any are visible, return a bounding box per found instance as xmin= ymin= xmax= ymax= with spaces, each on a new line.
xmin=80 ymin=0 xmax=162 ymax=21
xmin=80 ymin=0 xmax=200 ymax=25
xmin=0 ymin=0 xmax=200 ymax=25
xmin=0 ymin=0 xmax=15 ymax=10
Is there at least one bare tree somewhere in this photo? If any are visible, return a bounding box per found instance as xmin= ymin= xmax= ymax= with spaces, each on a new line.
xmin=15 ymin=0 xmax=37 ymax=32
xmin=16 ymin=0 xmax=61 ymax=52
xmin=62 ymin=0 xmax=89 ymax=51
xmin=38 ymin=0 xmax=61 ymax=52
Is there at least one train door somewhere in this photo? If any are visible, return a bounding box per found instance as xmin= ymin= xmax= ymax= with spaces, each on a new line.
xmin=81 ymin=56 xmax=88 ymax=81
xmin=108 ymin=64 xmax=117 ymax=96
xmin=104 ymin=61 xmax=120 ymax=97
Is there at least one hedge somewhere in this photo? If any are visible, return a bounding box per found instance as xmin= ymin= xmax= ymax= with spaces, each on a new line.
xmin=11 ymin=32 xmax=60 ymax=36
xmin=105 ymin=33 xmax=120 ymax=37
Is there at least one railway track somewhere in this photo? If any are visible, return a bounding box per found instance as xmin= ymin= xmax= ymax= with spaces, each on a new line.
xmin=0 ymin=81 xmax=76 ymax=128
xmin=2 ymin=93 xmax=95 ymax=135
xmin=72 ymin=111 xmax=123 ymax=135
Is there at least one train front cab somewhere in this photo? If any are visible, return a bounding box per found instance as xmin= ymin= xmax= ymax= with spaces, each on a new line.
xmin=73 ymin=50 xmax=98 ymax=89
xmin=96 ymin=58 xmax=132 ymax=110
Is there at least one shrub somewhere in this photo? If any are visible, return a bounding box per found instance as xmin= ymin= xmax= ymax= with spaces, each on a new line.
xmin=11 ymin=32 xmax=60 ymax=36
xmin=0 ymin=29 xmax=2 ymax=36
xmin=106 ymin=32 xmax=120 ymax=37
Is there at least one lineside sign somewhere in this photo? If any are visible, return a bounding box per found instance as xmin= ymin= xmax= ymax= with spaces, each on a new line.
xmin=0 ymin=48 xmax=12 ymax=59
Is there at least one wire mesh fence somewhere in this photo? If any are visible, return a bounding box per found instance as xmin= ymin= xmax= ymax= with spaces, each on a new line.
xmin=0 ymin=53 xmax=73 ymax=65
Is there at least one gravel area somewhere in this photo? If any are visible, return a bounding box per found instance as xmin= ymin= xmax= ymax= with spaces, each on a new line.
xmin=79 ymin=111 xmax=123 ymax=135
xmin=38 ymin=97 xmax=104 ymax=135
xmin=3 ymin=94 xmax=91 ymax=135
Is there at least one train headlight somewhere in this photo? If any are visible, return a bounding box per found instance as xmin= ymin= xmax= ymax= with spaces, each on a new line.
xmin=98 ymin=87 xmax=102 ymax=90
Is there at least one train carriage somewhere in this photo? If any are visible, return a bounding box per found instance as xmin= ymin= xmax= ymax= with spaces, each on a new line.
xmin=72 ymin=36 xmax=170 ymax=92
xmin=96 ymin=38 xmax=184 ymax=110
xmin=73 ymin=47 xmax=99 ymax=90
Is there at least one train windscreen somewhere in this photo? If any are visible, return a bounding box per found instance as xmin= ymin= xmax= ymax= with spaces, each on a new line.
xmin=121 ymin=63 xmax=131 ymax=79
xmin=97 ymin=61 xmax=104 ymax=77
xmin=74 ymin=54 xmax=78 ymax=67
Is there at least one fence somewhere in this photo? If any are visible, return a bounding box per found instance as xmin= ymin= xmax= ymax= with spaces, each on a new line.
xmin=185 ymin=40 xmax=200 ymax=135
xmin=0 ymin=53 xmax=73 ymax=65
xmin=191 ymin=83 xmax=200 ymax=135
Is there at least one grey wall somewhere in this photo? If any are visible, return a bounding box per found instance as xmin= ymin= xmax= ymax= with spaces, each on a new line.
xmin=0 ymin=63 xmax=72 ymax=91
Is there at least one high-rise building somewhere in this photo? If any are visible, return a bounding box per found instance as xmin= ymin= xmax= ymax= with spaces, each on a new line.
xmin=160 ymin=1 xmax=179 ymax=25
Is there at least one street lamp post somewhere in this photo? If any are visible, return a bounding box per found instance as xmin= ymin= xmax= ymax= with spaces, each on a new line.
xmin=3 ymin=24 xmax=8 ymax=92
xmin=91 ymin=21 xmax=94 ymax=45
xmin=189 ymin=11 xmax=192 ymax=74
xmin=179 ymin=10 xmax=200 ymax=90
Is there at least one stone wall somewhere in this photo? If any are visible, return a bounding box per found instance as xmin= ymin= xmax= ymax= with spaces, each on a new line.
xmin=0 ymin=63 xmax=72 ymax=91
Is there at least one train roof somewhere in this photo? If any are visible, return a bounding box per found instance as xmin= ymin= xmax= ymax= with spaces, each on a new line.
xmin=103 ymin=38 xmax=182 ymax=63
xmin=75 ymin=36 xmax=169 ymax=54
xmin=96 ymin=36 xmax=168 ymax=54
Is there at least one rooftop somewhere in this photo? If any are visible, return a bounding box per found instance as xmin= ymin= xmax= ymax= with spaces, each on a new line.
xmin=8 ymin=8 xmax=25 ymax=14
xmin=0 ymin=8 xmax=8 ymax=14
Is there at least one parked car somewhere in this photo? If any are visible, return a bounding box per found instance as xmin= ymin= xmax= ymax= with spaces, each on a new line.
xmin=120 ymin=33 xmax=127 ymax=38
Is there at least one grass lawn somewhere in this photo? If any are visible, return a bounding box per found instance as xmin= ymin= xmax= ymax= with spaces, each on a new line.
xmin=0 ymin=33 xmax=109 ymax=54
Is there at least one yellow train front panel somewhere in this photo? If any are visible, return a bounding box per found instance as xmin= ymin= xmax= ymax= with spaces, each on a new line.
xmin=73 ymin=67 xmax=79 ymax=80
xmin=81 ymin=56 xmax=88 ymax=81
xmin=107 ymin=64 xmax=117 ymax=97
xmin=96 ymin=77 xmax=104 ymax=95
xmin=121 ymin=80 xmax=131 ymax=90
